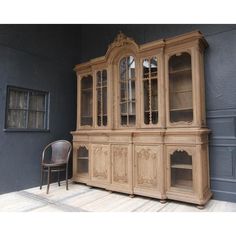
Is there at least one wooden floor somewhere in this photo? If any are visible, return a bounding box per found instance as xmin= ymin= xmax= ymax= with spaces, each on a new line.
xmin=1 ymin=180 xmax=236 ymax=212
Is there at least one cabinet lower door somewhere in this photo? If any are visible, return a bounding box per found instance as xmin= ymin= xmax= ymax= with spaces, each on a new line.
xmin=72 ymin=143 xmax=90 ymax=183
xmin=134 ymin=145 xmax=162 ymax=198
xmin=111 ymin=144 xmax=132 ymax=193
xmin=91 ymin=144 xmax=110 ymax=185
xmin=166 ymin=146 xmax=197 ymax=203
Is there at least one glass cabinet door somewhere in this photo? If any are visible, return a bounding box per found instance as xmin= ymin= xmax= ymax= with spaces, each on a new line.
xmin=170 ymin=150 xmax=193 ymax=190
xmin=96 ymin=70 xmax=107 ymax=127
xmin=169 ymin=52 xmax=193 ymax=123
xmin=119 ymin=56 xmax=136 ymax=126
xmin=142 ymin=57 xmax=158 ymax=125
xmin=77 ymin=146 xmax=89 ymax=176
xmin=80 ymin=75 xmax=93 ymax=126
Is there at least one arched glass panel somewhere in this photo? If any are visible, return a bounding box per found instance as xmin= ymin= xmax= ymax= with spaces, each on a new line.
xmin=77 ymin=146 xmax=89 ymax=175
xmin=119 ymin=56 xmax=136 ymax=126
xmin=169 ymin=52 xmax=193 ymax=123
xmin=142 ymin=57 xmax=158 ymax=125
xmin=80 ymin=75 xmax=93 ymax=126
xmin=170 ymin=150 xmax=193 ymax=190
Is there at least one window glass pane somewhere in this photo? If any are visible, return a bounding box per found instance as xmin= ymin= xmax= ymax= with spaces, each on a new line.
xmin=142 ymin=57 xmax=158 ymax=125
xmin=119 ymin=56 xmax=136 ymax=126
xmin=121 ymin=116 xmax=127 ymax=125
xmin=128 ymin=56 xmax=135 ymax=79
xmin=102 ymin=70 xmax=107 ymax=86
xmin=102 ymin=87 xmax=107 ymax=115
xmin=7 ymin=110 xmax=27 ymax=128
xmin=151 ymin=79 xmax=158 ymax=111
xmin=29 ymin=92 xmax=45 ymax=111
xmin=97 ymin=88 xmax=101 ymax=116
xmin=143 ymin=80 xmax=149 ymax=113
xmin=96 ymin=71 xmax=101 ymax=86
xmin=103 ymin=116 xmax=107 ymax=126
xmin=119 ymin=58 xmax=126 ymax=81
xmin=143 ymin=59 xmax=149 ymax=78
xmin=8 ymin=90 xmax=27 ymax=109
xmin=96 ymin=69 xmax=107 ymax=127
xmin=120 ymin=82 xmax=127 ymax=102
xmin=81 ymin=75 xmax=93 ymax=126
xmin=120 ymin=103 xmax=127 ymax=114
xmin=169 ymin=52 xmax=193 ymax=123
xmin=28 ymin=111 xmax=44 ymax=129
xmin=150 ymin=57 xmax=157 ymax=77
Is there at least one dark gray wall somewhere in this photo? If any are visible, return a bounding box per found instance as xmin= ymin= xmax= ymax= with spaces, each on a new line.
xmin=0 ymin=25 xmax=80 ymax=194
xmin=77 ymin=24 xmax=236 ymax=202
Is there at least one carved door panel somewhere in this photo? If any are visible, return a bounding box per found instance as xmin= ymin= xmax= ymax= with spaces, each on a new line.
xmin=111 ymin=145 xmax=132 ymax=189
xmin=134 ymin=145 xmax=160 ymax=193
xmin=91 ymin=144 xmax=110 ymax=183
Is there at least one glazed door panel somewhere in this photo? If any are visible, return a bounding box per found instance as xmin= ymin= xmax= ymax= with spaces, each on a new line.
xmin=111 ymin=144 xmax=132 ymax=190
xmin=91 ymin=144 xmax=110 ymax=183
xmin=134 ymin=145 xmax=162 ymax=197
xmin=166 ymin=146 xmax=196 ymax=195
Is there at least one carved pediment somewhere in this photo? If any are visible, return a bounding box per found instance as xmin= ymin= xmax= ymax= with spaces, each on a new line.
xmin=109 ymin=31 xmax=135 ymax=48
xmin=105 ymin=31 xmax=139 ymax=61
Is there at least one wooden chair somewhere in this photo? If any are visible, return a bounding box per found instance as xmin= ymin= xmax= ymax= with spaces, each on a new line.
xmin=40 ymin=140 xmax=72 ymax=194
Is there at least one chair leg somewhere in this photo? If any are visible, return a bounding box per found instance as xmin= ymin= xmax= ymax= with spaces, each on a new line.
xmin=57 ymin=172 xmax=60 ymax=186
xmin=66 ymin=166 xmax=68 ymax=190
xmin=46 ymin=167 xmax=51 ymax=194
xmin=40 ymin=165 xmax=44 ymax=190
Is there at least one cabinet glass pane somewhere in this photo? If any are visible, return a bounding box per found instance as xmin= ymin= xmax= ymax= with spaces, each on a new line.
xmin=119 ymin=56 xmax=136 ymax=126
xmin=81 ymin=75 xmax=93 ymax=126
xmin=96 ymin=69 xmax=107 ymax=127
xmin=171 ymin=150 xmax=193 ymax=190
xmin=142 ymin=57 xmax=158 ymax=125
xmin=77 ymin=146 xmax=89 ymax=175
xmin=169 ymin=52 xmax=193 ymax=123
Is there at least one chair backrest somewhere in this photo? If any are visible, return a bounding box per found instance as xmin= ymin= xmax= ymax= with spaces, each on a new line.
xmin=42 ymin=140 xmax=72 ymax=164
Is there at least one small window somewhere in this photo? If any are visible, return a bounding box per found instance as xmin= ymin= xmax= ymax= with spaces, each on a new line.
xmin=5 ymin=86 xmax=49 ymax=131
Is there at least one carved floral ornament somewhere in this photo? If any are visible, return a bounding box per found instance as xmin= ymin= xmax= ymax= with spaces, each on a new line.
xmin=109 ymin=31 xmax=135 ymax=48
xmin=105 ymin=31 xmax=139 ymax=60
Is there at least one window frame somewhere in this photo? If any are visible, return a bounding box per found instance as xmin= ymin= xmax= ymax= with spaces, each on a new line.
xmin=4 ymin=85 xmax=50 ymax=132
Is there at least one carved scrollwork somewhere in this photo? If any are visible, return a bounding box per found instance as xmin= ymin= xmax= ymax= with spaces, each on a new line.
xmin=169 ymin=148 xmax=193 ymax=156
xmin=137 ymin=148 xmax=157 ymax=160
xmin=108 ymin=31 xmax=135 ymax=49
xmin=135 ymin=147 xmax=158 ymax=187
xmin=112 ymin=146 xmax=128 ymax=183
xmin=92 ymin=145 xmax=108 ymax=179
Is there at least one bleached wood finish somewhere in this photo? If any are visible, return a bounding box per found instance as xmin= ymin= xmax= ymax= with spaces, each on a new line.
xmin=71 ymin=31 xmax=212 ymax=207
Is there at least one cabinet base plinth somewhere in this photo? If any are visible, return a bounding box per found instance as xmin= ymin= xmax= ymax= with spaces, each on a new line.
xmin=197 ymin=205 xmax=205 ymax=210
xmin=160 ymin=199 xmax=167 ymax=204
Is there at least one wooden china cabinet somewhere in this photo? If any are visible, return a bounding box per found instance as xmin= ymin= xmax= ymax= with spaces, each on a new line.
xmin=71 ymin=31 xmax=212 ymax=207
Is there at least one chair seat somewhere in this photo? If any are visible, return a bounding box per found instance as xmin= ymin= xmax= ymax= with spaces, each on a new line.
xmin=42 ymin=162 xmax=67 ymax=167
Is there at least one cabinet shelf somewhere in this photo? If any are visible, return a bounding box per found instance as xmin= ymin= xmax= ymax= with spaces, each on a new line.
xmin=170 ymin=107 xmax=193 ymax=112
xmin=171 ymin=89 xmax=192 ymax=94
xmin=169 ymin=68 xmax=191 ymax=74
xmin=77 ymin=156 xmax=88 ymax=160
xmin=171 ymin=164 xmax=192 ymax=169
